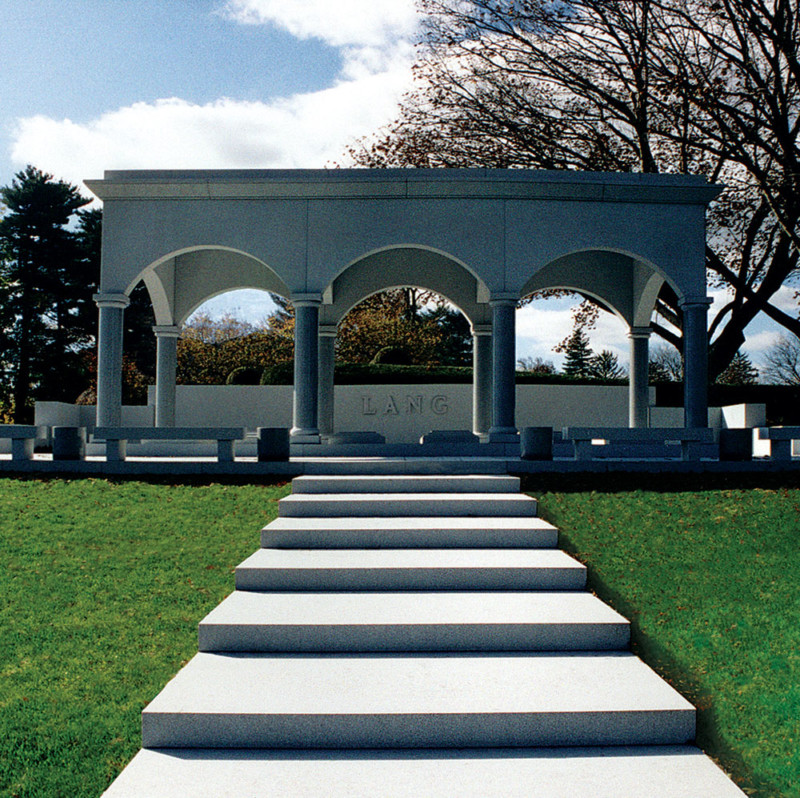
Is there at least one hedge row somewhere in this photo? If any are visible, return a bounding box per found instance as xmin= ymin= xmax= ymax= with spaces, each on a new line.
xmin=232 ymin=362 xmax=630 ymax=386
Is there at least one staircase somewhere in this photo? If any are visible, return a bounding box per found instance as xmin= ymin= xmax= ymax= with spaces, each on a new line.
xmin=103 ymin=473 xmax=745 ymax=797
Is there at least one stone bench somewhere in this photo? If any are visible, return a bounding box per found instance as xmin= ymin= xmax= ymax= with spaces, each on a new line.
xmin=561 ymin=427 xmax=716 ymax=461
xmin=756 ymin=427 xmax=800 ymax=461
xmin=93 ymin=427 xmax=245 ymax=462
xmin=0 ymin=425 xmax=47 ymax=461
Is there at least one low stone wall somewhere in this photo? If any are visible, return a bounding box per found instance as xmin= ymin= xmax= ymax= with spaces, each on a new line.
xmin=35 ymin=384 xmax=635 ymax=444
xmin=33 ymin=388 xmax=770 ymax=447
xmin=36 ymin=384 xmax=637 ymax=445
xmin=166 ymin=384 xmax=640 ymax=443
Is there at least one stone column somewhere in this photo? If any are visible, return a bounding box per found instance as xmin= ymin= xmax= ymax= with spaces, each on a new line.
xmin=628 ymin=326 xmax=651 ymax=429
xmin=93 ymin=292 xmax=130 ymax=427
xmin=153 ymin=325 xmax=180 ymax=427
xmin=472 ymin=324 xmax=492 ymax=437
xmin=682 ymin=298 xmax=711 ymax=428
xmin=488 ymin=297 xmax=518 ymax=439
xmin=318 ymin=324 xmax=337 ymax=437
xmin=291 ymin=294 xmax=321 ymax=442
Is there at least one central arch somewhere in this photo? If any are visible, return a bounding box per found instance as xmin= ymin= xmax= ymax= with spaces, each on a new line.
xmin=316 ymin=246 xmax=493 ymax=440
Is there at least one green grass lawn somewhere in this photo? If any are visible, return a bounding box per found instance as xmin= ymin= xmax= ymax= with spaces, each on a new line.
xmin=535 ymin=483 xmax=800 ymax=798
xmin=1 ymin=477 xmax=797 ymax=797
xmin=0 ymin=478 xmax=290 ymax=798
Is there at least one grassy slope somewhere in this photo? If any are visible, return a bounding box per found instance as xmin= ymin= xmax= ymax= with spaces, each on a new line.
xmin=0 ymin=478 xmax=290 ymax=798
xmin=536 ymin=487 xmax=800 ymax=798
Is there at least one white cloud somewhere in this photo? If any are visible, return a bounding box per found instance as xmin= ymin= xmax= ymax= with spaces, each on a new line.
xmin=188 ymin=289 xmax=278 ymax=325
xmin=10 ymin=0 xmax=420 ymax=192
xmin=222 ymin=0 xmax=419 ymax=48
xmin=222 ymin=0 xmax=419 ymax=79
xmin=516 ymin=298 xmax=630 ymax=368
xmin=743 ymin=330 xmax=782 ymax=356
xmin=10 ymin=63 xmax=412 ymax=191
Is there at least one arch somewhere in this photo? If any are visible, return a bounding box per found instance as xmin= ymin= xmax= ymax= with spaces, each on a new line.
xmin=126 ymin=246 xmax=291 ymax=327
xmin=520 ymin=248 xmax=671 ymax=328
xmin=320 ymin=246 xmax=491 ymax=329
xmin=180 ymin=287 xmax=283 ymax=329
xmin=523 ymin=285 xmax=628 ymax=326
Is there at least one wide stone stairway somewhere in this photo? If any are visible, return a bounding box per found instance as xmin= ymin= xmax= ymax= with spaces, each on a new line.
xmin=103 ymin=474 xmax=744 ymax=796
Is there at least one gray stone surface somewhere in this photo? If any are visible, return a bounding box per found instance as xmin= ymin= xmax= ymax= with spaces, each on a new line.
xmin=102 ymin=746 xmax=747 ymax=798
xmin=261 ymin=515 xmax=559 ymax=548
xmin=235 ymin=547 xmax=585 ymax=590
xmin=141 ymin=651 xmax=695 ymax=749
xmin=278 ymin=492 xmax=538 ymax=518
xmin=198 ymin=590 xmax=628 ymax=651
xmin=290 ymin=474 xmax=520 ymax=493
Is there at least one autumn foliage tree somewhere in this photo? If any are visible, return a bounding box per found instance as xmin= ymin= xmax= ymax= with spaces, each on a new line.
xmin=337 ymin=288 xmax=471 ymax=366
xmin=350 ymin=0 xmax=800 ymax=379
xmin=176 ymin=312 xmax=294 ymax=385
xmin=174 ymin=288 xmax=473 ymax=386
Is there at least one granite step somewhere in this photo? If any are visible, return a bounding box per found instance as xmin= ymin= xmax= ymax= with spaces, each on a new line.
xmin=278 ymin=492 xmax=538 ymax=518
xmin=235 ymin=548 xmax=585 ymax=591
xmin=198 ymin=590 xmax=627 ymax=652
xmin=261 ymin=516 xmax=558 ymax=549
xmin=290 ymin=474 xmax=521 ymax=494
xmin=141 ymin=651 xmax=695 ymax=749
xmin=102 ymin=745 xmax=747 ymax=798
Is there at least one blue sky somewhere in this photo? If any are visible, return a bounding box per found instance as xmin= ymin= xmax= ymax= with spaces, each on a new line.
xmin=0 ymin=0 xmax=791 ymax=371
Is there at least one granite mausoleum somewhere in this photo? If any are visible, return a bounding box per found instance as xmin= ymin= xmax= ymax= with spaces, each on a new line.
xmin=85 ymin=168 xmax=720 ymax=448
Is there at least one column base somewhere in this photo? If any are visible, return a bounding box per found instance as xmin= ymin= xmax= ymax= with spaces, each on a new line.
xmin=290 ymin=429 xmax=321 ymax=445
xmin=488 ymin=427 xmax=519 ymax=443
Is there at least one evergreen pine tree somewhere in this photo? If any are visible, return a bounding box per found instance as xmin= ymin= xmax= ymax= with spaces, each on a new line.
xmin=561 ymin=328 xmax=594 ymax=378
xmin=0 ymin=166 xmax=92 ymax=420
xmin=588 ymin=349 xmax=626 ymax=381
xmin=716 ymin=351 xmax=758 ymax=385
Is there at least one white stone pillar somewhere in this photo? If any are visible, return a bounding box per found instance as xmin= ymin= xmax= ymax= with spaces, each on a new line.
xmin=628 ymin=326 xmax=651 ymax=428
xmin=318 ymin=324 xmax=337 ymax=437
xmin=291 ymin=294 xmax=321 ymax=442
xmin=472 ymin=324 xmax=492 ymax=437
xmin=489 ymin=297 xmax=518 ymax=439
xmin=93 ymin=292 xmax=129 ymax=427
xmin=682 ymin=298 xmax=711 ymax=428
xmin=153 ymin=325 xmax=180 ymax=427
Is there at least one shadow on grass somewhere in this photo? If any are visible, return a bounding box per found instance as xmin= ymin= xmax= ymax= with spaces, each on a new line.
xmin=556 ymin=528 xmax=781 ymax=798
xmin=519 ymin=471 xmax=800 ymax=495
xmin=4 ymin=473 xmax=293 ymax=487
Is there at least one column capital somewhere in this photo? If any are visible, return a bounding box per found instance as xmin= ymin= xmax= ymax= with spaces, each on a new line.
xmin=319 ymin=324 xmax=338 ymax=338
xmin=291 ymin=292 xmax=323 ymax=307
xmin=471 ymin=323 xmax=492 ymax=337
xmin=152 ymin=324 xmax=181 ymax=338
xmin=489 ymin=292 xmax=518 ymax=307
xmin=628 ymin=326 xmax=652 ymax=339
xmin=93 ymin=292 xmax=130 ymax=309
xmin=680 ymin=296 xmax=713 ymax=309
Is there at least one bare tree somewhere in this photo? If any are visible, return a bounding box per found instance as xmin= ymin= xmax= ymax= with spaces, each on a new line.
xmin=350 ymin=0 xmax=800 ymax=378
xmin=762 ymin=335 xmax=800 ymax=385
xmin=650 ymin=344 xmax=684 ymax=381
xmin=517 ymin=355 xmax=557 ymax=374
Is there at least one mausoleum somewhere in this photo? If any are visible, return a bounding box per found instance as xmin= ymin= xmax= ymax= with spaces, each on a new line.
xmin=85 ymin=169 xmax=720 ymax=447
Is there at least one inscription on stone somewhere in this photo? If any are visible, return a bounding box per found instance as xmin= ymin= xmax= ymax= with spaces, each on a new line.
xmin=361 ymin=394 xmax=449 ymax=416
